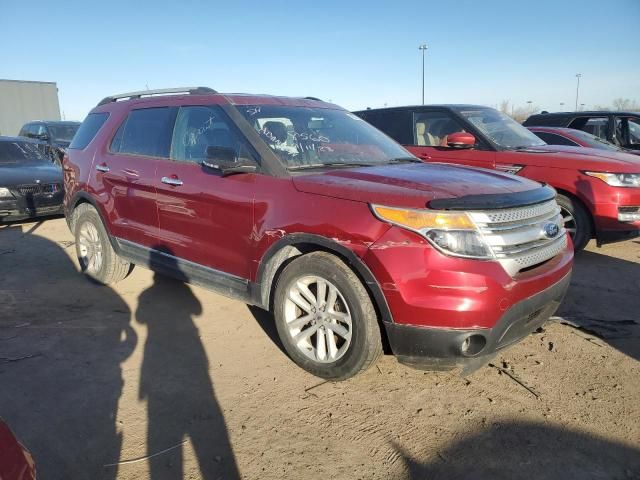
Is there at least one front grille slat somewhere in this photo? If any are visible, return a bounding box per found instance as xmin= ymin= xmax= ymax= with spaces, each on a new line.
xmin=15 ymin=183 xmax=61 ymax=195
xmin=468 ymin=199 xmax=567 ymax=276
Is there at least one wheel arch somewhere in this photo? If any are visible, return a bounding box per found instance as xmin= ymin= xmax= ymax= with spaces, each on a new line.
xmin=254 ymin=234 xmax=394 ymax=329
xmin=66 ymin=192 xmax=118 ymax=249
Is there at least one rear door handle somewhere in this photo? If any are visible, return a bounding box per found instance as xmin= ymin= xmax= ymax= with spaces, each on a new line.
xmin=161 ymin=176 xmax=184 ymax=186
xmin=96 ymin=164 xmax=110 ymax=173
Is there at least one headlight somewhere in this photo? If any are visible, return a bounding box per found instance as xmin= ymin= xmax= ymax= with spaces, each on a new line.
xmin=0 ymin=187 xmax=13 ymax=198
xmin=584 ymin=172 xmax=640 ymax=187
xmin=371 ymin=204 xmax=493 ymax=259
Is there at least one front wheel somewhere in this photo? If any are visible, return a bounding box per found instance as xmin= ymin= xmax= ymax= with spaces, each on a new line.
xmin=557 ymin=194 xmax=592 ymax=251
xmin=273 ymin=252 xmax=382 ymax=380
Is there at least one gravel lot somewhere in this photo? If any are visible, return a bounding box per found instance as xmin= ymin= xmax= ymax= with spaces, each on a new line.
xmin=1 ymin=217 xmax=639 ymax=480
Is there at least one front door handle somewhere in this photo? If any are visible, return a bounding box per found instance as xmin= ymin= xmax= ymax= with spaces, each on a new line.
xmin=96 ymin=163 xmax=110 ymax=172
xmin=161 ymin=176 xmax=184 ymax=186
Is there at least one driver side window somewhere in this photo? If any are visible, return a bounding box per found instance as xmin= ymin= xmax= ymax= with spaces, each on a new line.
xmin=170 ymin=106 xmax=253 ymax=163
xmin=413 ymin=111 xmax=467 ymax=147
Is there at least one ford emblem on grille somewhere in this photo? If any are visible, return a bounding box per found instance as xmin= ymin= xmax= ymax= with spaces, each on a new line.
xmin=542 ymin=222 xmax=560 ymax=239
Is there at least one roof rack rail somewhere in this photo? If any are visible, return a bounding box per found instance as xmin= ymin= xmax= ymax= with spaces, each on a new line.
xmin=304 ymin=96 xmax=323 ymax=101
xmin=97 ymin=86 xmax=218 ymax=107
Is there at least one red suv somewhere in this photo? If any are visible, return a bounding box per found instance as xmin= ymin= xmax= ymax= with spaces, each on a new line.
xmin=64 ymin=88 xmax=572 ymax=380
xmin=355 ymin=105 xmax=640 ymax=250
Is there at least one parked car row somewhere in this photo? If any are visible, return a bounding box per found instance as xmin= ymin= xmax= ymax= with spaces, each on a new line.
xmin=3 ymin=87 xmax=638 ymax=380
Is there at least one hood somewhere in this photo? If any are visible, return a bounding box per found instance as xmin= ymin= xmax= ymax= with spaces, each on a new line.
xmin=512 ymin=145 xmax=640 ymax=171
xmin=0 ymin=162 xmax=63 ymax=187
xmin=292 ymin=163 xmax=542 ymax=209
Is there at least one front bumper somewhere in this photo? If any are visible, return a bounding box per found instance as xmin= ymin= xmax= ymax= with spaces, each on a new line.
xmin=0 ymin=195 xmax=64 ymax=222
xmin=584 ymin=181 xmax=640 ymax=243
xmin=383 ymin=272 xmax=571 ymax=373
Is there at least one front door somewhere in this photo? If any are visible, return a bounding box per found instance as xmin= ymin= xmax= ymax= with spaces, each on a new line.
xmin=406 ymin=110 xmax=496 ymax=169
xmin=154 ymin=105 xmax=256 ymax=279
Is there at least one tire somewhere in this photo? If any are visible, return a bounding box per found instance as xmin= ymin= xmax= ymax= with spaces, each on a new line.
xmin=72 ymin=203 xmax=132 ymax=284
xmin=556 ymin=193 xmax=592 ymax=251
xmin=273 ymin=251 xmax=382 ymax=380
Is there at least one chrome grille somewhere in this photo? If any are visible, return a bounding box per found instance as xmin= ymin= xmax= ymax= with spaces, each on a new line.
xmin=16 ymin=183 xmax=61 ymax=195
xmin=468 ymin=199 xmax=567 ymax=276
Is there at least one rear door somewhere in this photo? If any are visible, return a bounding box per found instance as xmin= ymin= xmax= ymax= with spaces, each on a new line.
xmin=408 ymin=109 xmax=496 ymax=169
xmin=154 ymin=104 xmax=255 ymax=278
xmin=96 ymin=107 xmax=176 ymax=247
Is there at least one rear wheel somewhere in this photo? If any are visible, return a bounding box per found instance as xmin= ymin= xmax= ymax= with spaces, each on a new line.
xmin=273 ymin=252 xmax=382 ymax=380
xmin=557 ymin=194 xmax=592 ymax=251
xmin=72 ymin=203 xmax=132 ymax=284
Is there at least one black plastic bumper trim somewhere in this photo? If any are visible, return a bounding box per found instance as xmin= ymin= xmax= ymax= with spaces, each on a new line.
xmin=384 ymin=271 xmax=571 ymax=374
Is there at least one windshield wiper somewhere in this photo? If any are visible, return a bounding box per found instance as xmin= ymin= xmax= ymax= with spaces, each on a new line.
xmin=386 ymin=156 xmax=422 ymax=163
xmin=288 ymin=162 xmax=377 ymax=171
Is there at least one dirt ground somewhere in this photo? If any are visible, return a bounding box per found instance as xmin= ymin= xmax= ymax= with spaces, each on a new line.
xmin=1 ymin=217 xmax=639 ymax=480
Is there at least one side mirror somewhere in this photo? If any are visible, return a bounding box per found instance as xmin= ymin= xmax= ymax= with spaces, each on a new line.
xmin=35 ymin=133 xmax=50 ymax=141
xmin=447 ymin=132 xmax=476 ymax=149
xmin=203 ymin=146 xmax=257 ymax=176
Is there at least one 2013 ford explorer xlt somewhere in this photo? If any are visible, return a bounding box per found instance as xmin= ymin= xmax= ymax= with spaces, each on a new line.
xmin=63 ymin=87 xmax=573 ymax=380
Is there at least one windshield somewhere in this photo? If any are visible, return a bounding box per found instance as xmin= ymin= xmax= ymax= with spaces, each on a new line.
xmin=460 ymin=108 xmax=546 ymax=149
xmin=48 ymin=124 xmax=80 ymax=143
xmin=0 ymin=140 xmax=49 ymax=164
xmin=568 ymin=129 xmax=621 ymax=151
xmin=238 ymin=105 xmax=412 ymax=168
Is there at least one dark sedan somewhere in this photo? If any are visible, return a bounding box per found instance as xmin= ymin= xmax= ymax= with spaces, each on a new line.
xmin=0 ymin=137 xmax=64 ymax=222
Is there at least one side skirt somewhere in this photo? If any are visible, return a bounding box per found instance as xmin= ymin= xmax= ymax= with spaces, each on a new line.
xmin=113 ymin=238 xmax=257 ymax=304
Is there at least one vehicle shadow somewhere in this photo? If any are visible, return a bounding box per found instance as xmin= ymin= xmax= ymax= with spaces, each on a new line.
xmin=136 ymin=248 xmax=240 ymax=479
xmin=394 ymin=420 xmax=640 ymax=479
xmin=557 ymin=248 xmax=640 ymax=361
xmin=0 ymin=223 xmax=135 ymax=479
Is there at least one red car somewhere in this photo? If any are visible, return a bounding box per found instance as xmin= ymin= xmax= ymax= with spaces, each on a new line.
xmin=355 ymin=105 xmax=640 ymax=250
xmin=64 ymin=88 xmax=572 ymax=379
xmin=527 ymin=126 xmax=640 ymax=156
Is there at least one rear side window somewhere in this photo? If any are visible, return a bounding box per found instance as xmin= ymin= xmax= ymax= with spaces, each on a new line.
xmin=359 ymin=110 xmax=413 ymax=144
xmin=114 ymin=107 xmax=175 ymax=158
xmin=70 ymin=113 xmax=109 ymax=149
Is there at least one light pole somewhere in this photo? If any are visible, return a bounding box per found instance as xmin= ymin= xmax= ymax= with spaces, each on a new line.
xmin=575 ymin=74 xmax=582 ymax=111
xmin=419 ymin=44 xmax=428 ymax=105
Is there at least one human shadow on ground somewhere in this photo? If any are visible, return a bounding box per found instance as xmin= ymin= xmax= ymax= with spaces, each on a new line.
xmin=557 ymin=248 xmax=640 ymax=361
xmin=395 ymin=420 xmax=640 ymax=480
xmin=0 ymin=223 xmax=135 ymax=479
xmin=136 ymin=248 xmax=239 ymax=479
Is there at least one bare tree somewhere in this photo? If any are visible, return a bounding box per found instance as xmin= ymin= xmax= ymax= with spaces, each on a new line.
xmin=612 ymin=98 xmax=640 ymax=110
xmin=499 ymin=100 xmax=510 ymax=115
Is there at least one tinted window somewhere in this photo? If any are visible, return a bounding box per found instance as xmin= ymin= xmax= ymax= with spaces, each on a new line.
xmin=170 ymin=106 xmax=253 ymax=163
xmin=70 ymin=113 xmax=110 ymax=149
xmin=118 ymin=108 xmax=175 ymax=157
xmin=414 ymin=111 xmax=469 ymax=147
xmin=569 ymin=117 xmax=609 ymax=140
xmin=358 ymin=110 xmax=413 ymax=144
xmin=0 ymin=140 xmax=49 ymax=164
xmin=533 ymin=132 xmax=579 ymax=146
xmin=48 ymin=124 xmax=80 ymax=142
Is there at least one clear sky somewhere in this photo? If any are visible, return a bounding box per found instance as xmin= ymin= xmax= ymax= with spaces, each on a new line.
xmin=2 ymin=0 xmax=639 ymax=121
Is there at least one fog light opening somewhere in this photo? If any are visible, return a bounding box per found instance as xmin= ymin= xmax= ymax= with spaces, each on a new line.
xmin=461 ymin=334 xmax=487 ymax=357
